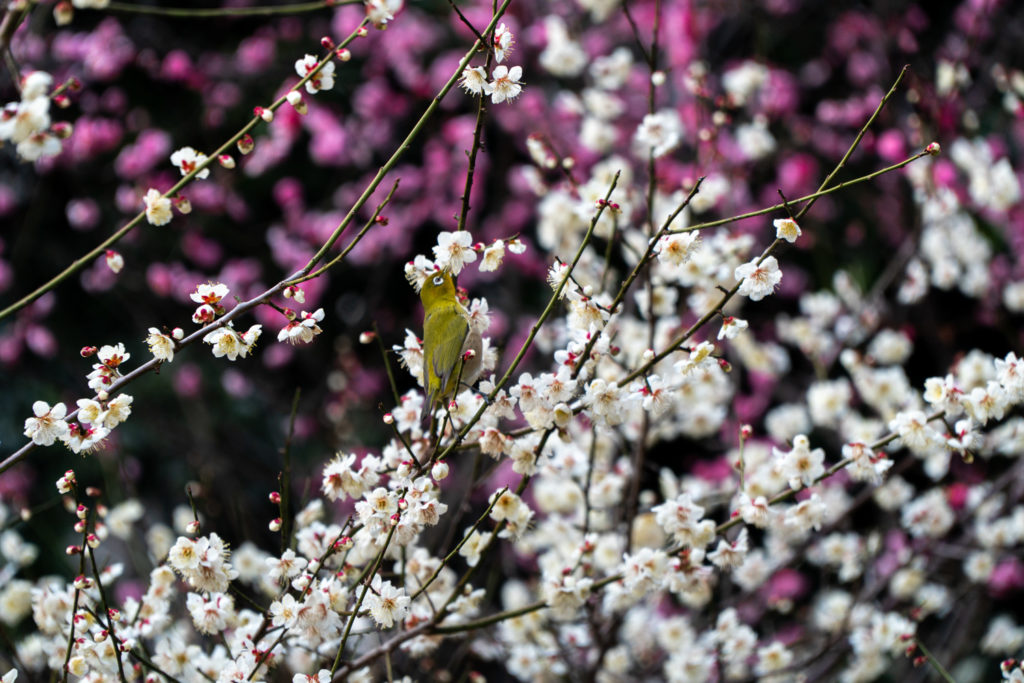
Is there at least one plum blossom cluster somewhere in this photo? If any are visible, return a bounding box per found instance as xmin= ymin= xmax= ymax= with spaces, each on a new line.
xmin=187 ymin=282 xmax=263 ymax=361
xmin=460 ymin=24 xmax=525 ymax=104
xmin=0 ymin=71 xmax=68 ymax=162
xmin=22 ymin=342 xmax=135 ymax=454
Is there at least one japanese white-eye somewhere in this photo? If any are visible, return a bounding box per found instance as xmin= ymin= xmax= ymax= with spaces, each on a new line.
xmin=420 ymin=270 xmax=482 ymax=423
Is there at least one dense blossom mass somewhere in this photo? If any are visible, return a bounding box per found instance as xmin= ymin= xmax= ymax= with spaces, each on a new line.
xmin=1 ymin=0 xmax=1024 ymax=682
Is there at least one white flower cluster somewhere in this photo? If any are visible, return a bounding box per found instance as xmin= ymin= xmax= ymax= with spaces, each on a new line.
xmin=460 ymin=24 xmax=525 ymax=104
xmin=23 ymin=342 xmax=136 ymax=454
xmin=0 ymin=71 xmax=64 ymax=162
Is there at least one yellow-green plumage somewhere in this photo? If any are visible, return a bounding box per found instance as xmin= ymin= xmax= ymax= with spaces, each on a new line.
xmin=420 ymin=270 xmax=481 ymax=423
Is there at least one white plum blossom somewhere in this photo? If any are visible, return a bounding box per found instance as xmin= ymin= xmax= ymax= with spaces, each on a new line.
xmin=735 ymin=255 xmax=782 ymax=302
xmin=718 ymin=316 xmax=748 ymax=340
xmin=365 ymin=574 xmax=410 ymax=628
xmin=460 ymin=66 xmax=487 ymax=96
xmin=278 ymin=308 xmax=325 ymax=345
xmin=170 ymin=146 xmax=210 ymax=179
xmin=484 ymin=65 xmax=524 ymax=104
xmin=843 ymin=442 xmax=892 ymax=484
xmin=23 ymin=401 xmax=70 ymax=446
xmin=773 ymin=218 xmax=802 ymax=243
xmin=735 ymin=119 xmax=776 ymax=160
xmin=479 ymin=240 xmax=506 ymax=272
xmin=492 ymin=23 xmax=515 ymax=63
xmin=708 ymin=528 xmax=749 ymax=570
xmin=889 ymin=410 xmax=945 ymax=455
xmin=776 ymin=434 xmax=826 ymax=490
xmin=432 ymin=231 xmax=477 ymax=273
xmin=634 ymin=109 xmax=683 ymax=158
xmin=143 ymin=189 xmax=173 ymax=226
xmin=203 ymin=324 xmax=262 ymax=361
xmin=167 ymin=533 xmax=239 ymax=593
xmin=655 ymin=231 xmax=701 ymax=266
xmin=294 ymin=54 xmax=335 ymax=93
xmin=364 ymin=0 xmax=402 ymax=28
xmin=146 ymin=328 xmax=176 ymax=362
xmin=538 ymin=15 xmax=586 ymax=77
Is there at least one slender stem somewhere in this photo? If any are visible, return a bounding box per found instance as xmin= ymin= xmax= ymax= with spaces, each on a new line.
xmin=62 ymin=520 xmax=90 ymax=683
xmin=914 ymin=637 xmax=957 ymax=683
xmin=0 ymin=6 xmax=510 ymax=473
xmin=666 ymin=149 xmax=927 ymax=235
xmin=620 ymin=151 xmax=927 ymax=389
xmin=0 ymin=19 xmax=369 ymax=322
xmin=279 ymin=388 xmax=301 ymax=553
xmin=331 ymin=522 xmax=398 ymax=674
xmin=571 ymin=178 xmax=704 ymax=382
xmin=104 ymin=1 xmax=353 ymax=17
xmin=373 ymin=320 xmax=403 ymax=408
xmin=292 ymin=180 xmax=400 ymax=284
xmin=292 ymin=0 xmax=513 ymax=278
xmin=800 ymin=64 xmax=910 ymax=221
xmin=409 ymin=487 xmax=508 ymax=601
xmin=429 ymin=173 xmax=621 ymax=466
xmin=456 ymin=56 xmax=493 ymax=233
xmin=87 ymin=546 xmax=129 ymax=683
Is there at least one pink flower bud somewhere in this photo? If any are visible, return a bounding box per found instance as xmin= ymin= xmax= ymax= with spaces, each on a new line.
xmin=105 ymin=250 xmax=124 ymax=274
xmin=237 ymin=134 xmax=255 ymax=155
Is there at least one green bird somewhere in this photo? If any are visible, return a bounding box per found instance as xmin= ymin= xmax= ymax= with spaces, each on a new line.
xmin=419 ymin=269 xmax=482 ymax=424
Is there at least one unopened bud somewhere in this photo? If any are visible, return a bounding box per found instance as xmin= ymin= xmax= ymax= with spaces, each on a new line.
xmin=105 ymin=250 xmax=123 ymax=274
xmin=255 ymin=106 xmax=274 ymax=123
xmin=268 ymin=491 xmax=281 ymax=504
xmin=269 ymin=517 xmax=282 ymax=532
xmin=286 ymin=90 xmax=307 ymax=115
xmin=218 ymin=154 xmax=235 ymax=169
xmin=237 ymin=134 xmax=255 ymax=155
xmin=53 ymin=1 xmax=73 ymax=25
xmin=173 ymin=195 xmax=192 ymax=214
xmin=359 ymin=331 xmax=376 ymax=344
xmin=926 ymin=141 xmax=941 ymax=156
xmin=336 ymin=48 xmax=351 ymax=62
xmin=431 ymin=460 xmax=449 ymax=481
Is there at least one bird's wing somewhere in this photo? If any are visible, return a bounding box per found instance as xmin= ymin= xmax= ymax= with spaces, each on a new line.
xmin=428 ymin=305 xmax=470 ymax=394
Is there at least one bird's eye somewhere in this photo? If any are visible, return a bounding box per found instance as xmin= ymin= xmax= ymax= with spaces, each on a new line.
xmin=432 ymin=275 xmax=444 ymax=286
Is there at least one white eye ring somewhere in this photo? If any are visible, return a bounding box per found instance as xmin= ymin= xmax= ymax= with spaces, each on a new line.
xmin=432 ymin=275 xmax=444 ymax=286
